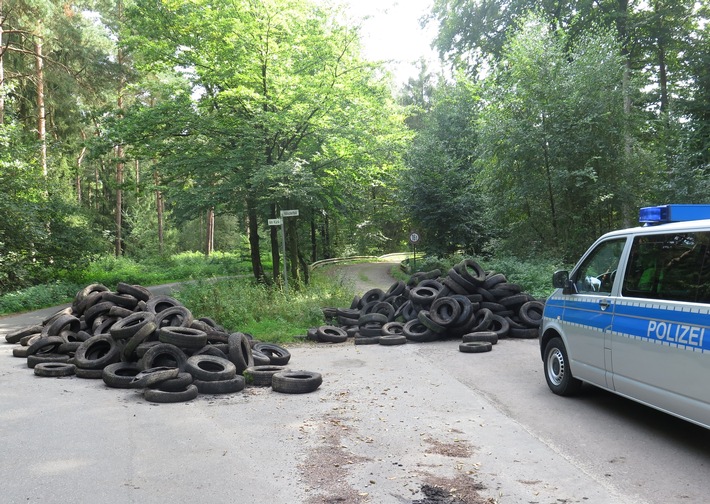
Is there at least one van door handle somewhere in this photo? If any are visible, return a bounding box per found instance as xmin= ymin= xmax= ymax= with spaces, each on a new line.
xmin=599 ymin=300 xmax=610 ymax=310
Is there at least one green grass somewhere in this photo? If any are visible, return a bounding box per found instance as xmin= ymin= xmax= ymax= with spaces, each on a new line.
xmin=174 ymin=271 xmax=355 ymax=344
xmin=0 ymin=252 xmax=253 ymax=316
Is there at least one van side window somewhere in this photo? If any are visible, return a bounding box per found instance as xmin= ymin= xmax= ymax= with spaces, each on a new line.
xmin=573 ymin=238 xmax=626 ymax=294
xmin=622 ymin=232 xmax=710 ymax=303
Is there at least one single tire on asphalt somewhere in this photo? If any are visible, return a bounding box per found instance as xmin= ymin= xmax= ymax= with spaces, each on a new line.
xmin=271 ymin=370 xmax=322 ymax=394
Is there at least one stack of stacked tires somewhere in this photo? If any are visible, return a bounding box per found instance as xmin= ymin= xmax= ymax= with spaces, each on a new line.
xmin=4 ymin=282 xmax=322 ymax=402
xmin=315 ymin=258 xmax=544 ymax=354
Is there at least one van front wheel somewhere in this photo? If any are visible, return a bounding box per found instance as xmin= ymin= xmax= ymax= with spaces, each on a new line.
xmin=544 ymin=337 xmax=582 ymax=396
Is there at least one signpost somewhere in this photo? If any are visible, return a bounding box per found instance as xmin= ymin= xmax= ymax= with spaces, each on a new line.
xmin=409 ymin=231 xmax=420 ymax=270
xmin=268 ymin=210 xmax=300 ymax=295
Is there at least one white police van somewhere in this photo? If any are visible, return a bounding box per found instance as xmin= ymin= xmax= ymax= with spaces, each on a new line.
xmin=540 ymin=204 xmax=710 ymax=429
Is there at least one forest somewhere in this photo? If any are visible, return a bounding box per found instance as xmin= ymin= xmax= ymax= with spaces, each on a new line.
xmin=1 ymin=0 xmax=709 ymax=294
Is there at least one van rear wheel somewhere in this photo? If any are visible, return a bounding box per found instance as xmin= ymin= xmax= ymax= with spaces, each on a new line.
xmin=544 ymin=337 xmax=582 ymax=396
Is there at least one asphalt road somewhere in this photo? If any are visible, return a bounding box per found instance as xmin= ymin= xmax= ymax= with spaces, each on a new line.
xmin=1 ymin=263 xmax=708 ymax=504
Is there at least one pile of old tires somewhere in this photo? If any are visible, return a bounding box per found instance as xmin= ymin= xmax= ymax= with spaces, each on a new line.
xmin=4 ymin=282 xmax=322 ymax=402
xmin=314 ymin=258 xmax=544 ymax=354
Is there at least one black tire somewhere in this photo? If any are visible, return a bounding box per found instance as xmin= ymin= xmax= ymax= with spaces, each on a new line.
xmin=5 ymin=324 xmax=43 ymax=344
xmin=46 ymin=314 xmax=81 ymax=337
xmin=194 ymin=376 xmax=245 ymax=394
xmin=74 ymin=367 xmax=105 ymax=379
xmin=150 ymin=372 xmax=193 ymax=392
xmin=102 ymin=362 xmax=142 ymax=388
xmin=462 ymin=331 xmax=498 ymax=344
xmin=385 ymin=280 xmax=405 ymax=297
xmin=358 ymin=323 xmax=384 ymax=337
xmin=543 ymin=337 xmax=582 ymax=395
xmin=519 ymin=301 xmax=545 ymax=327
xmin=186 ymin=354 xmax=237 ymax=381
xmin=252 ymin=343 xmax=291 ymax=366
xmin=27 ymin=336 xmax=65 ymax=356
xmin=154 ymin=306 xmax=194 ymax=329
xmin=447 ymin=268 xmax=477 ymax=293
xmin=271 ymin=370 xmax=322 ymax=394
xmin=409 ymin=286 xmax=439 ymax=308
xmin=488 ymin=314 xmax=510 ymax=339
xmin=357 ymin=312 xmax=388 ymax=326
xmin=103 ymin=292 xmax=139 ymax=310
xmin=116 ymin=282 xmax=151 ymax=302
xmin=110 ymin=312 xmax=156 ymax=340
xmin=469 ymin=308 xmax=493 ymax=333
xmin=228 ymin=332 xmax=255 ymax=374
xmin=459 ymin=341 xmax=493 ymax=353
xmin=192 ymin=345 xmax=229 ymax=360
xmin=378 ymin=334 xmax=407 ymax=346
xmin=354 ymin=336 xmax=380 ymax=345
xmin=243 ymin=365 xmax=288 ymax=387
xmin=158 ymin=326 xmax=207 ymax=349
xmin=499 ymin=294 xmax=530 ymax=311
xmin=122 ymin=321 xmax=158 ymax=362
xmin=370 ymin=302 xmax=395 ymax=321
xmin=402 ymin=320 xmax=438 ymax=343
xmin=130 ymin=366 xmax=181 ymax=388
xmin=74 ymin=335 xmax=121 ymax=370
xmin=381 ymin=322 xmax=405 ymax=336
xmin=34 ymin=362 xmax=76 ymax=377
xmin=140 ymin=343 xmax=188 ymax=371
xmin=12 ymin=347 xmax=29 ymax=358
xmin=251 ymin=349 xmax=272 ymax=366
xmin=316 ymin=325 xmax=348 ymax=343
xmin=361 ymin=288 xmax=385 ymax=304
xmin=84 ymin=301 xmax=115 ymax=328
xmin=509 ymin=327 xmax=540 ymax=339
xmin=429 ymin=297 xmax=462 ymax=327
xmin=457 ymin=259 xmax=486 ymax=285
xmin=144 ymin=384 xmax=199 ymax=403
xmin=145 ymin=295 xmax=182 ymax=314
xmin=417 ymin=310 xmax=446 ymax=334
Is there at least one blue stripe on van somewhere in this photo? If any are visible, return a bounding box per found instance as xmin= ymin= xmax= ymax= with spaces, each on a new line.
xmin=613 ymin=301 xmax=710 ymax=351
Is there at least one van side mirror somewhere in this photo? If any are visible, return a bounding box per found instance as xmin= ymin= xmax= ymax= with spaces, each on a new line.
xmin=552 ymin=270 xmax=570 ymax=289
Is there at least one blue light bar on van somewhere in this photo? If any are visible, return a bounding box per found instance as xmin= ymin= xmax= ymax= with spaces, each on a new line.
xmin=639 ymin=204 xmax=710 ymax=225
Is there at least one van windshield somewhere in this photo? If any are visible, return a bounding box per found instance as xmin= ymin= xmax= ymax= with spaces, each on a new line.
xmin=573 ymin=238 xmax=626 ymax=294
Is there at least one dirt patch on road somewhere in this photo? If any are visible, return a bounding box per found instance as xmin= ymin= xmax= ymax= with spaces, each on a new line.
xmin=298 ymin=414 xmax=492 ymax=504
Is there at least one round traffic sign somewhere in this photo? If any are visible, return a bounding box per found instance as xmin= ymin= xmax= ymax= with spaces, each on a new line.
xmin=409 ymin=232 xmax=420 ymax=244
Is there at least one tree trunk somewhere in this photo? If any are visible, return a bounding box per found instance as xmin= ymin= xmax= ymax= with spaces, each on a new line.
xmin=270 ymin=204 xmax=280 ymax=284
xmin=286 ymin=216 xmax=300 ymax=286
xmin=205 ymin=207 xmax=215 ymax=256
xmin=34 ymin=25 xmax=47 ymax=180
xmin=247 ymin=197 xmax=266 ymax=283
xmin=115 ymin=145 xmax=123 ymax=256
xmin=617 ymin=0 xmax=633 ymax=227
xmin=115 ymin=0 xmax=125 ymax=257
xmin=76 ymin=129 xmax=87 ymax=204
xmin=154 ymin=171 xmax=164 ymax=255
xmin=0 ymin=0 xmax=4 ymax=125
xmin=310 ymin=215 xmax=317 ymax=262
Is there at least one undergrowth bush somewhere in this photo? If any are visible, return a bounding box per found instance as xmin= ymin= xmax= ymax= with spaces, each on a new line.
xmin=174 ymin=271 xmax=354 ymax=344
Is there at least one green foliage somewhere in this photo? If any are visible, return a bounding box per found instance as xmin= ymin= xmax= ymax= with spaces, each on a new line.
xmin=477 ymin=18 xmax=631 ymax=261
xmin=400 ymin=75 xmax=489 ymax=256
xmin=0 ymin=252 xmax=254 ymax=315
xmin=0 ymin=281 xmax=84 ymax=315
xmin=174 ymin=271 xmax=355 ymax=343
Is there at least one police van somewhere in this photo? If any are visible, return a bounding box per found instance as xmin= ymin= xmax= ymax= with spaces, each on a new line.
xmin=540 ymin=204 xmax=710 ymax=429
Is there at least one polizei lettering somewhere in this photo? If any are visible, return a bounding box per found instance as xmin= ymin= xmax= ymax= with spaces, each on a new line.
xmin=647 ymin=320 xmax=706 ymax=348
